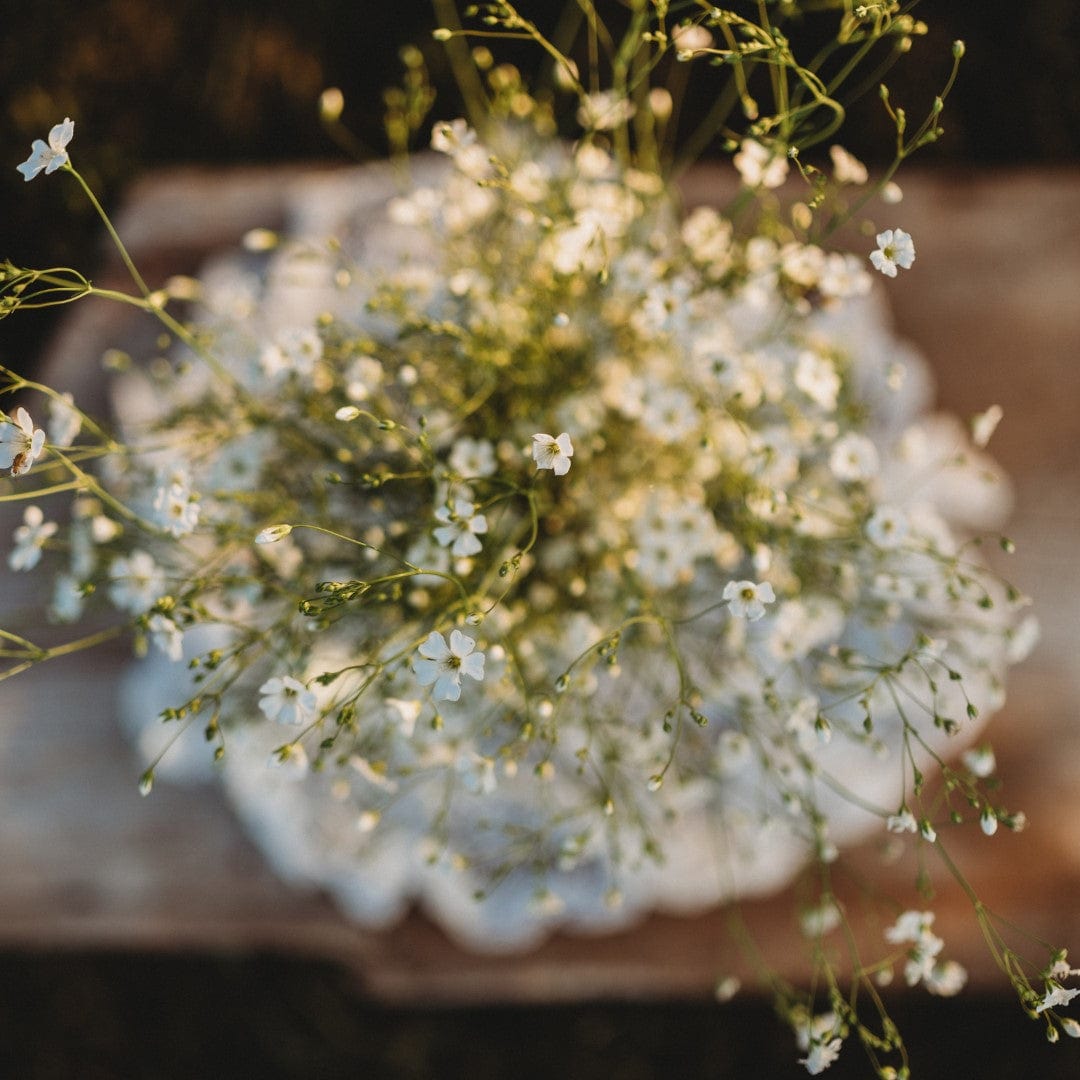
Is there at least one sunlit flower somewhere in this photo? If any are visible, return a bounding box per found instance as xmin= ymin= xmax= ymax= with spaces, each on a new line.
xmin=829 ymin=433 xmax=880 ymax=481
xmin=433 ymin=497 xmax=488 ymax=557
xmin=886 ymin=808 xmax=917 ymax=834
xmin=532 ymin=432 xmax=574 ymax=476
xmin=8 ymin=505 xmax=57 ymax=571
xmin=259 ymin=675 xmax=318 ymax=726
xmin=829 ymin=144 xmax=868 ymax=185
xmin=971 ymin=404 xmax=1004 ymax=448
xmin=869 ymin=228 xmax=916 ymax=277
xmin=794 ymin=351 xmax=840 ymax=411
xmin=0 ymin=407 xmax=46 ymax=477
xmin=412 ymin=629 xmax=485 ymax=702
xmin=576 ymin=91 xmax=636 ymax=131
xmin=734 ymin=139 xmax=788 ymax=189
xmin=17 ymin=117 xmax=74 ymax=181
xmin=865 ymin=506 xmax=909 ymax=548
xmin=430 ymin=118 xmax=476 ymax=155
xmin=723 ymin=579 xmax=776 ymax=621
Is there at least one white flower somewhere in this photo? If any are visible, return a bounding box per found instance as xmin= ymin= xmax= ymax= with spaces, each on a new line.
xmin=865 ymin=506 xmax=909 ymax=548
xmin=829 ymin=144 xmax=868 ymax=185
xmin=1036 ymin=984 xmax=1080 ymax=1014
xmin=255 ymin=524 xmax=293 ymax=544
xmin=980 ymin=809 xmax=999 ymax=836
xmin=532 ymin=432 xmax=574 ymax=476
xmin=799 ymin=1037 xmax=842 ymax=1076
xmin=147 ymin=613 xmax=184 ymax=662
xmin=971 ymin=404 xmax=1004 ymax=448
xmin=962 ymin=745 xmax=996 ymax=778
xmin=0 ymin=407 xmax=46 ymax=477
xmin=433 ymin=497 xmax=488 ymax=557
xmin=48 ymin=392 xmax=81 ymax=448
xmin=17 ymin=117 xmax=74 ymax=181
xmin=829 ymin=433 xmax=880 ymax=482
xmin=886 ymin=808 xmax=917 ymax=834
xmin=796 ymin=1013 xmax=843 ymax=1076
xmin=723 ymin=579 xmax=776 ymax=621
xmin=430 ymin=118 xmax=476 ymax=155
xmin=50 ymin=572 xmax=84 ymax=623
xmin=107 ymin=551 xmax=166 ymax=614
xmin=412 ymin=629 xmax=485 ymax=702
xmin=869 ymin=228 xmax=916 ymax=277
xmin=258 ymin=675 xmax=318 ymax=726
xmin=794 ymin=351 xmax=840 ymax=411
xmin=259 ymin=327 xmax=322 ymax=380
xmin=576 ymin=91 xmax=636 ymax=131
xmin=925 ymin=959 xmax=968 ymax=997
xmin=9 ymin=505 xmax=57 ymax=571
xmin=152 ymin=479 xmax=200 ymax=538
xmin=885 ymin=909 xmax=937 ymax=946
xmin=448 ymin=436 xmax=497 ymax=478
xmin=734 ymin=139 xmax=789 ymax=189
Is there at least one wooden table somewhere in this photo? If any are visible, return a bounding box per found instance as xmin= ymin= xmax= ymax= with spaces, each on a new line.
xmin=2 ymin=165 xmax=1079 ymax=1003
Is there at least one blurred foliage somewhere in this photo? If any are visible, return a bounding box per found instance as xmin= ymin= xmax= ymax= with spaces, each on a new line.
xmin=1 ymin=0 xmax=1078 ymax=364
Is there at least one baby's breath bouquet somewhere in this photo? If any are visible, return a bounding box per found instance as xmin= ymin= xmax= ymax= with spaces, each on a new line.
xmin=1 ymin=2 xmax=1073 ymax=1074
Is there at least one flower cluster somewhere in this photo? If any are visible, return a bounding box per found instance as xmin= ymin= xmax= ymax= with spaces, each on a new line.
xmin=0 ymin=3 xmax=1063 ymax=1073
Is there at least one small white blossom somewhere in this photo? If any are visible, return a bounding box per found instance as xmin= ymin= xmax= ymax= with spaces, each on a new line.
xmin=259 ymin=675 xmax=318 ymax=726
xmin=723 ymin=579 xmax=776 ymax=621
xmin=886 ymin=808 xmax=917 ymax=834
xmin=147 ymin=613 xmax=184 ymax=662
xmin=430 ymin=118 xmax=476 ymax=155
xmin=269 ymin=742 xmax=309 ymax=776
xmin=925 ymin=959 xmax=968 ymax=997
xmin=734 ymin=139 xmax=789 ymax=189
xmin=412 ymin=629 xmax=485 ymax=702
xmin=17 ymin=117 xmax=74 ymax=181
xmin=50 ymin=572 xmax=84 ymax=623
xmin=1036 ymin=984 xmax=1080 ymax=1015
xmin=48 ymin=392 xmax=81 ymax=448
xmin=962 ymin=745 xmax=996 ymax=778
xmin=865 ymin=506 xmax=909 ymax=548
xmin=448 ymin=437 xmax=497 ymax=478
xmin=829 ymin=144 xmax=869 ymax=185
xmin=0 ymin=407 xmax=46 ymax=477
xmin=869 ymin=228 xmax=916 ymax=277
xmin=433 ymin=498 xmax=488 ymax=557
xmin=980 ymin=809 xmax=999 ymax=836
xmin=255 ymin=524 xmax=293 ymax=544
xmin=108 ymin=550 xmax=166 ymax=614
xmin=829 ymin=433 xmax=880 ymax=482
xmin=971 ymin=404 xmax=1004 ymax=448
xmin=794 ymin=351 xmax=840 ymax=411
xmin=796 ymin=1013 xmax=843 ymax=1076
xmin=152 ymin=478 xmax=200 ymax=538
xmin=576 ymin=91 xmax=636 ymax=131
xmin=9 ymin=505 xmax=57 ymax=571
xmin=532 ymin=432 xmax=574 ymax=476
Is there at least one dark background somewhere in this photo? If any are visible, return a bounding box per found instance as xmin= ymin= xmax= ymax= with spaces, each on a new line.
xmin=2 ymin=0 xmax=1078 ymax=368
xmin=2 ymin=2 xmax=1079 ymax=1077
